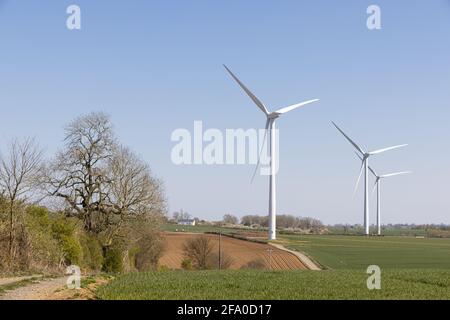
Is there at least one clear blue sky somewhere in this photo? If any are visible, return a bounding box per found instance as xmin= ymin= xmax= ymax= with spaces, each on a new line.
xmin=0 ymin=1 xmax=449 ymax=224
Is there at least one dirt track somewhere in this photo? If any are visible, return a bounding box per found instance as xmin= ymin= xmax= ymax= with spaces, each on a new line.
xmin=0 ymin=277 xmax=68 ymax=300
xmin=0 ymin=275 xmax=43 ymax=286
xmin=160 ymin=232 xmax=307 ymax=270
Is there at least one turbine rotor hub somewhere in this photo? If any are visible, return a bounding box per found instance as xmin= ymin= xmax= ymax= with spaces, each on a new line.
xmin=268 ymin=113 xmax=280 ymax=120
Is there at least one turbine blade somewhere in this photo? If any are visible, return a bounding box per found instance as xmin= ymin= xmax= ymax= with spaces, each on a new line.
xmin=223 ymin=65 xmax=269 ymax=115
xmin=332 ymin=121 xmax=365 ymax=155
xmin=380 ymin=171 xmax=412 ymax=178
xmin=371 ymin=180 xmax=378 ymax=196
xmin=273 ymin=99 xmax=319 ymax=115
xmin=368 ymin=144 xmax=408 ymax=155
xmin=353 ymin=160 xmax=365 ymax=197
xmin=251 ymin=119 xmax=270 ymax=183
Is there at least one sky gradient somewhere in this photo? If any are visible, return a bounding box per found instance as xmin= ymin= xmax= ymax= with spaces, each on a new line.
xmin=0 ymin=1 xmax=449 ymax=224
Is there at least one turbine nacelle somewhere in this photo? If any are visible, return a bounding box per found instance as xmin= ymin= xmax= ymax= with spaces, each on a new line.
xmin=268 ymin=113 xmax=280 ymax=120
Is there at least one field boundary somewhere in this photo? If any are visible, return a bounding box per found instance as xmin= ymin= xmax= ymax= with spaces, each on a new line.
xmin=269 ymin=243 xmax=322 ymax=270
xmin=205 ymin=231 xmax=268 ymax=244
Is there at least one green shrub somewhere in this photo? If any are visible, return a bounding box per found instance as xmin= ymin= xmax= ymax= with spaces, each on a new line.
xmin=158 ymin=265 xmax=170 ymax=272
xmin=134 ymin=233 xmax=165 ymax=271
xmin=51 ymin=216 xmax=82 ymax=265
xmin=103 ymin=245 xmax=124 ymax=273
xmin=79 ymin=234 xmax=103 ymax=271
xmin=26 ymin=206 xmax=51 ymax=226
xmin=241 ymin=258 xmax=267 ymax=270
xmin=181 ymin=258 xmax=193 ymax=270
xmin=24 ymin=206 xmax=63 ymax=270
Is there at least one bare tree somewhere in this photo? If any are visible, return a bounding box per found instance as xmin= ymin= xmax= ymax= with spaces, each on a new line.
xmin=182 ymin=236 xmax=213 ymax=270
xmin=44 ymin=112 xmax=114 ymax=233
xmin=103 ymin=145 xmax=166 ymax=245
xmin=133 ymin=229 xmax=166 ymax=271
xmin=173 ymin=209 xmax=190 ymax=222
xmin=208 ymin=251 xmax=234 ymax=269
xmin=44 ymin=112 xmax=166 ymax=247
xmin=0 ymin=137 xmax=43 ymax=264
xmin=222 ymin=214 xmax=238 ymax=225
xmin=241 ymin=258 xmax=267 ymax=269
xmin=240 ymin=215 xmax=268 ymax=227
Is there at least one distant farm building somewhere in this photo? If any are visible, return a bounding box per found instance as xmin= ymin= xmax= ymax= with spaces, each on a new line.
xmin=178 ymin=219 xmax=196 ymax=226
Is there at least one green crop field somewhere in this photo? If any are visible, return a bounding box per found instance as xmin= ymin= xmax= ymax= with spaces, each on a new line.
xmin=277 ymin=234 xmax=450 ymax=270
xmin=96 ymin=269 xmax=450 ymax=300
xmin=96 ymin=234 xmax=450 ymax=300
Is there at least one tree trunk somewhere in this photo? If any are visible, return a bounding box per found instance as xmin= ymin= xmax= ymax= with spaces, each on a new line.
xmin=8 ymin=201 xmax=14 ymax=267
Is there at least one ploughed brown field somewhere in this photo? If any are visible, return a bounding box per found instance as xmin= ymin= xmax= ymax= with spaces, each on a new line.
xmin=159 ymin=232 xmax=307 ymax=270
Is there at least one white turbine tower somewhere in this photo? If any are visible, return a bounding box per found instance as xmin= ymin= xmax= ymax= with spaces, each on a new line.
xmin=332 ymin=121 xmax=407 ymax=236
xmin=356 ymin=152 xmax=411 ymax=236
xmin=224 ymin=65 xmax=319 ymax=240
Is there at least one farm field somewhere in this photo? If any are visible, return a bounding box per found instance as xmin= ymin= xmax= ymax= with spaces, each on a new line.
xmin=277 ymin=234 xmax=450 ymax=270
xmin=161 ymin=223 xmax=262 ymax=236
xmin=97 ymin=231 xmax=450 ymax=300
xmin=162 ymin=224 xmax=233 ymax=234
xmin=160 ymin=232 xmax=306 ymax=270
xmin=96 ymin=269 xmax=450 ymax=300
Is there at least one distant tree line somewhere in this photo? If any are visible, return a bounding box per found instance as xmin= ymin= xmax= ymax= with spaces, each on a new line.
xmin=237 ymin=214 xmax=324 ymax=232
xmin=222 ymin=214 xmax=239 ymax=225
xmin=172 ymin=209 xmax=191 ymax=222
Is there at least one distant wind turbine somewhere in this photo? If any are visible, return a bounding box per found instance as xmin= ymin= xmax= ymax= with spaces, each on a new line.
xmin=332 ymin=121 xmax=407 ymax=235
xmin=224 ymin=64 xmax=319 ymax=240
xmin=356 ymin=152 xmax=411 ymax=236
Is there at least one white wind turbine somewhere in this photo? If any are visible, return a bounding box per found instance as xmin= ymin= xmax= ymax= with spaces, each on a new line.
xmin=224 ymin=65 xmax=319 ymax=240
xmin=356 ymin=152 xmax=411 ymax=236
xmin=332 ymin=121 xmax=407 ymax=235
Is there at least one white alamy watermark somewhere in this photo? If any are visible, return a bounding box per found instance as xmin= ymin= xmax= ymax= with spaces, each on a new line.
xmin=66 ymin=4 xmax=81 ymax=30
xmin=366 ymin=265 xmax=381 ymax=290
xmin=171 ymin=121 xmax=279 ymax=176
xmin=367 ymin=5 xmax=381 ymax=30
xmin=66 ymin=265 xmax=81 ymax=289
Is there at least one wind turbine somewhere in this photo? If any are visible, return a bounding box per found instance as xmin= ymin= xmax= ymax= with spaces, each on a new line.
xmin=224 ymin=65 xmax=319 ymax=240
xmin=355 ymin=152 xmax=411 ymax=236
xmin=332 ymin=121 xmax=407 ymax=235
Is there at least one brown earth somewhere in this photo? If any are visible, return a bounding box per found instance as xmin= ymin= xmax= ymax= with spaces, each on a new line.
xmin=160 ymin=232 xmax=307 ymax=270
